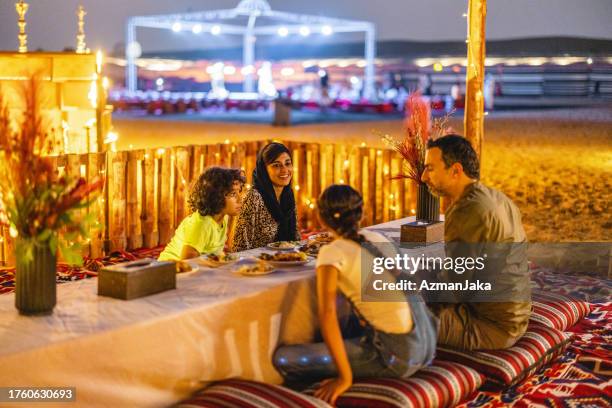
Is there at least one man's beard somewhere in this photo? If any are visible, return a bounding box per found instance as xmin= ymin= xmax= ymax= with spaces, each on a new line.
xmin=424 ymin=183 xmax=446 ymax=198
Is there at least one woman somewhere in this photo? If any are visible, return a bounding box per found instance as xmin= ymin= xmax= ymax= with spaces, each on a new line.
xmin=232 ymin=142 xmax=299 ymax=251
xmin=273 ymin=185 xmax=438 ymax=405
xmin=158 ymin=167 xmax=244 ymax=261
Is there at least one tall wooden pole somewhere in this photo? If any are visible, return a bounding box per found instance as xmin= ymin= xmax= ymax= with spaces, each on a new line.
xmin=464 ymin=0 xmax=487 ymax=160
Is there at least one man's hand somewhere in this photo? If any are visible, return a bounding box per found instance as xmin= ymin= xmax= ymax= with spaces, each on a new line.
xmin=313 ymin=377 xmax=352 ymax=406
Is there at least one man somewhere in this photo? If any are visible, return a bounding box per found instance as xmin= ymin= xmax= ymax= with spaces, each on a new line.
xmin=421 ymin=134 xmax=531 ymax=350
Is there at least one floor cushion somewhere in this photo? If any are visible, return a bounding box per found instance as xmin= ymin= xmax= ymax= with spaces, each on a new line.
xmin=176 ymin=379 xmax=331 ymax=408
xmin=530 ymin=290 xmax=591 ymax=330
xmin=436 ymin=324 xmax=573 ymax=388
xmin=306 ymin=360 xmax=484 ymax=408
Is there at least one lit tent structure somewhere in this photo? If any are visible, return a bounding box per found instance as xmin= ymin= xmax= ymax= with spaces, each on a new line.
xmin=125 ymin=0 xmax=377 ymax=99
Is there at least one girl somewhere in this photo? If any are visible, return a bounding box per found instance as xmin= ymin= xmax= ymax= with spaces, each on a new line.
xmin=158 ymin=167 xmax=245 ymax=261
xmin=232 ymin=142 xmax=299 ymax=251
xmin=273 ymin=185 xmax=437 ymax=405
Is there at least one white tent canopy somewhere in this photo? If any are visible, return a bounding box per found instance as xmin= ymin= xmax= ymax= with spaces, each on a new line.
xmin=126 ymin=0 xmax=377 ymax=98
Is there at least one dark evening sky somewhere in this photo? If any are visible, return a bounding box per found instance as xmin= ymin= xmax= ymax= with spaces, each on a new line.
xmin=1 ymin=0 xmax=610 ymax=54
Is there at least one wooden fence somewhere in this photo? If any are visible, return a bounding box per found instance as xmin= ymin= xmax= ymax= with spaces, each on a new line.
xmin=0 ymin=140 xmax=419 ymax=266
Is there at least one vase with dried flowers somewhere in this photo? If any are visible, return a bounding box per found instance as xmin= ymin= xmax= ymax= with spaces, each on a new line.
xmin=0 ymin=76 xmax=104 ymax=315
xmin=384 ymin=92 xmax=452 ymax=243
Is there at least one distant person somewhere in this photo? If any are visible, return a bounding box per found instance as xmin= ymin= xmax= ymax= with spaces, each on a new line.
xmin=421 ymin=135 xmax=531 ymax=350
xmin=232 ymin=142 xmax=299 ymax=251
xmin=418 ymin=74 xmax=433 ymax=96
xmin=159 ymin=167 xmax=244 ymax=261
xmin=484 ymin=74 xmax=495 ymax=110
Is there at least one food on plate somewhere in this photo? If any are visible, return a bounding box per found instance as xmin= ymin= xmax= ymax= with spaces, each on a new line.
xmin=311 ymin=232 xmax=334 ymax=243
xmin=258 ymin=251 xmax=308 ymax=262
xmin=206 ymin=253 xmax=238 ymax=263
xmin=175 ymin=260 xmax=193 ymax=273
xmin=299 ymin=233 xmax=334 ymax=256
xmin=196 ymin=252 xmax=240 ymax=267
xmin=267 ymin=241 xmax=300 ymax=249
xmin=236 ymin=262 xmax=275 ymax=276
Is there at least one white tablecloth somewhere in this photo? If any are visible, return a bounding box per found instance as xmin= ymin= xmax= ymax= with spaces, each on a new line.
xmin=0 ymin=217 xmax=421 ymax=407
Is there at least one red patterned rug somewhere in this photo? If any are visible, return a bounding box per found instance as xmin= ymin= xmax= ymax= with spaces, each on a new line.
xmin=460 ymin=269 xmax=612 ymax=408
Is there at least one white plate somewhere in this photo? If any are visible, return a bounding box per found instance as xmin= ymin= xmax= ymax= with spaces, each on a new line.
xmin=196 ymin=255 xmax=240 ymax=268
xmin=234 ymin=264 xmax=276 ymax=277
xmin=266 ymin=241 xmax=301 ymax=251
xmin=263 ymin=259 xmax=310 ymax=268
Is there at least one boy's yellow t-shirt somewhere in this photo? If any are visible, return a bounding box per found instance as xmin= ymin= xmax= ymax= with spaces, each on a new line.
xmin=158 ymin=213 xmax=228 ymax=261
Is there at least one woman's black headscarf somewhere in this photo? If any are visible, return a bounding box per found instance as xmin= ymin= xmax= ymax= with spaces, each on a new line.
xmin=252 ymin=142 xmax=297 ymax=241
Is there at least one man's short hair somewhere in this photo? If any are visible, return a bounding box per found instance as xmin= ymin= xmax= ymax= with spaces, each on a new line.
xmin=427 ymin=134 xmax=480 ymax=179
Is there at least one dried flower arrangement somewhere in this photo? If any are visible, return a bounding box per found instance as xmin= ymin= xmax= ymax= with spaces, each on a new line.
xmin=383 ymin=91 xmax=454 ymax=184
xmin=383 ymin=92 xmax=454 ymax=223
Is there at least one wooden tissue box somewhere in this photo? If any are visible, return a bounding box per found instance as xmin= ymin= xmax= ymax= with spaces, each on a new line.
xmin=98 ymin=258 xmax=176 ymax=300
xmin=401 ymin=221 xmax=445 ymax=245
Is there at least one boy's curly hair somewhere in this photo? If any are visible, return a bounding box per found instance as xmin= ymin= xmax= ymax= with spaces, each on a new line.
xmin=188 ymin=167 xmax=245 ymax=216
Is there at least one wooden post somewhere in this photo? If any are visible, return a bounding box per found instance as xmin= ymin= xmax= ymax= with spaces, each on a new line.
xmin=464 ymin=0 xmax=487 ymax=160
xmin=142 ymin=149 xmax=159 ymax=248
xmin=174 ymin=146 xmax=191 ymax=226
xmin=126 ymin=150 xmax=143 ymax=250
xmin=109 ymin=151 xmax=128 ymax=251
xmin=158 ymin=149 xmax=174 ymax=245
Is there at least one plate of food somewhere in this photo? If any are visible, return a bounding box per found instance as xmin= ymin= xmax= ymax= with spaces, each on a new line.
xmin=258 ymin=251 xmax=310 ymax=267
xmin=196 ymin=253 xmax=240 ymax=268
xmin=175 ymin=260 xmax=196 ymax=273
xmin=310 ymin=232 xmax=334 ymax=243
xmin=234 ymin=262 xmax=276 ymax=277
xmin=299 ymin=232 xmax=334 ymax=256
xmin=266 ymin=241 xmax=301 ymax=251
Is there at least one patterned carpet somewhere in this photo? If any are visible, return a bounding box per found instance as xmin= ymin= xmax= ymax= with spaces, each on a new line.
xmin=1 ymin=254 xmax=610 ymax=407
xmin=460 ymin=267 xmax=612 ymax=408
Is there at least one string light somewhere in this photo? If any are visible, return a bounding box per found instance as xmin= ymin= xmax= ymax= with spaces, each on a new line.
xmin=96 ymin=50 xmax=103 ymax=74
